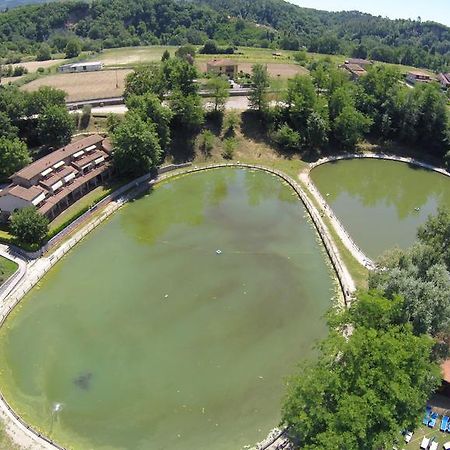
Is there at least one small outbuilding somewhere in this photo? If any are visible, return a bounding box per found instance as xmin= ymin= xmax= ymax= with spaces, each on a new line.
xmin=406 ymin=70 xmax=433 ymax=85
xmin=58 ymin=61 xmax=104 ymax=74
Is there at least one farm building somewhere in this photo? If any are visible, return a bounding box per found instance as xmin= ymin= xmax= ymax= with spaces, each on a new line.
xmin=438 ymin=72 xmax=450 ymax=89
xmin=0 ymin=135 xmax=113 ymax=222
xmin=342 ymin=59 xmax=372 ymax=79
xmin=406 ymin=70 xmax=433 ymax=84
xmin=206 ymin=59 xmax=238 ymax=78
xmin=58 ymin=61 xmax=104 ymax=73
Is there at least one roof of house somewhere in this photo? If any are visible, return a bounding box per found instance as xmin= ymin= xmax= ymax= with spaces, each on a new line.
xmin=1 ymin=184 xmax=45 ymax=202
xmin=438 ymin=73 xmax=450 ymax=83
xmin=207 ymin=59 xmax=238 ymax=67
xmin=345 ymin=58 xmax=372 ymax=66
xmin=407 ymin=70 xmax=431 ymax=77
xmin=13 ymin=135 xmax=105 ymax=181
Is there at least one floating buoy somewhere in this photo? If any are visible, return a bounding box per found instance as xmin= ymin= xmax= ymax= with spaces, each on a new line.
xmin=415 ymin=207 xmax=420 ymax=211
xmin=216 ymin=249 xmax=222 ymax=255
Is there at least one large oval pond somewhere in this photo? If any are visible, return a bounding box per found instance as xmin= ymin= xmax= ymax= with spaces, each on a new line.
xmin=0 ymin=168 xmax=335 ymax=450
xmin=311 ymin=159 xmax=450 ymax=259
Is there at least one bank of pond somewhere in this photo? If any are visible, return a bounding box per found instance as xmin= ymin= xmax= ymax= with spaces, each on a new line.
xmin=0 ymin=161 xmax=448 ymax=450
xmin=310 ymin=158 xmax=450 ymax=260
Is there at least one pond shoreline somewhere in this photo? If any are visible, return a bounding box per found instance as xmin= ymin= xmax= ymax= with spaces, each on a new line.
xmin=303 ymin=152 xmax=450 ymax=270
xmin=0 ymin=162 xmax=351 ymax=450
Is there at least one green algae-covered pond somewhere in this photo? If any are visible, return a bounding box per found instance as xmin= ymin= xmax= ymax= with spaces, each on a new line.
xmin=311 ymin=159 xmax=450 ymax=259
xmin=0 ymin=168 xmax=335 ymax=450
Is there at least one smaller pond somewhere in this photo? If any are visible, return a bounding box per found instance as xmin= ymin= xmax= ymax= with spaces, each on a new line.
xmin=310 ymin=159 xmax=450 ymax=259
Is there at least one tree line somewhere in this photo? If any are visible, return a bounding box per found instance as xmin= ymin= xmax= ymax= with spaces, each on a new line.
xmin=248 ymin=61 xmax=450 ymax=163
xmin=0 ymin=0 xmax=449 ymax=71
xmin=282 ymin=209 xmax=450 ymax=449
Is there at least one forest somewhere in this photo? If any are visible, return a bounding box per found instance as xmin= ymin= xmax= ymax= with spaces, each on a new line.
xmin=0 ymin=0 xmax=449 ymax=71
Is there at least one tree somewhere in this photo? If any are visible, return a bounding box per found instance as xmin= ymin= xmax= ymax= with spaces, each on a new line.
xmin=170 ymin=90 xmax=204 ymax=132
xmin=206 ymin=75 xmax=230 ymax=112
xmin=64 ymin=39 xmax=81 ymax=59
xmin=175 ymin=44 xmax=196 ymax=63
xmin=25 ymin=86 xmax=66 ymax=116
xmin=126 ymin=93 xmax=173 ymax=149
xmin=370 ymin=210 xmax=450 ymax=337
xmin=273 ymin=124 xmax=301 ymax=152
xmin=306 ymin=111 xmax=329 ymax=150
xmin=248 ymin=64 xmax=270 ymax=113
xmin=200 ymin=40 xmax=219 ymax=54
xmin=79 ymin=104 xmax=91 ymax=129
xmin=124 ymin=64 xmax=167 ymax=100
xmin=333 ymin=106 xmax=372 ymax=149
xmin=0 ymin=137 xmax=31 ymax=180
xmin=37 ymin=105 xmax=74 ymax=148
xmin=36 ymin=43 xmax=51 ymax=61
xmin=0 ymin=112 xmax=19 ymax=140
xmin=282 ymin=293 xmax=440 ymax=450
xmin=9 ymin=207 xmax=49 ymax=246
xmin=161 ymin=49 xmax=170 ymax=62
xmin=111 ymin=112 xmax=162 ymax=178
xmin=164 ymin=58 xmax=198 ymax=96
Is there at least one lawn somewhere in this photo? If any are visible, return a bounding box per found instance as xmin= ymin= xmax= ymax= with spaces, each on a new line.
xmin=21 ymin=69 xmax=131 ymax=102
xmin=404 ymin=424 xmax=450 ymax=449
xmin=49 ymin=179 xmax=126 ymax=233
xmin=0 ymin=255 xmax=18 ymax=287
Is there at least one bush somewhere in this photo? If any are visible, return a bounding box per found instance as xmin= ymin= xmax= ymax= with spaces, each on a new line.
xmin=223 ymin=111 xmax=240 ymax=137
xmin=273 ymin=124 xmax=301 ymax=152
xmin=9 ymin=207 xmax=49 ymax=246
xmin=12 ymin=66 xmax=28 ymax=77
xmin=199 ymin=130 xmax=215 ymax=156
xmin=222 ymin=137 xmax=236 ymax=160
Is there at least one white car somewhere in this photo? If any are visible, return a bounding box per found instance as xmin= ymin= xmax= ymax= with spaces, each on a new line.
xmin=420 ymin=437 xmax=430 ymax=449
xmin=404 ymin=431 xmax=413 ymax=443
xmin=444 ymin=442 xmax=450 ymax=450
xmin=429 ymin=441 xmax=438 ymax=450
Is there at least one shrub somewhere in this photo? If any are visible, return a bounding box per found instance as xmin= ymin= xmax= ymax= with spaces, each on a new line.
xmin=80 ymin=104 xmax=92 ymax=129
xmin=199 ymin=130 xmax=215 ymax=156
xmin=222 ymin=138 xmax=236 ymax=160
xmin=273 ymin=124 xmax=301 ymax=152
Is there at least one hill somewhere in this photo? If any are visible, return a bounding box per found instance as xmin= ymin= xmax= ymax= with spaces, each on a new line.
xmin=0 ymin=0 xmax=448 ymax=71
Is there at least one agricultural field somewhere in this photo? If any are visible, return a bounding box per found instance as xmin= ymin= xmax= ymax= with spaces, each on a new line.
xmin=21 ymin=68 xmax=131 ymax=102
xmin=10 ymin=58 xmax=65 ymax=73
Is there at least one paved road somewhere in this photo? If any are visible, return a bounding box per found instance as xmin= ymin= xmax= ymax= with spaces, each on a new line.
xmin=89 ymin=95 xmax=251 ymax=115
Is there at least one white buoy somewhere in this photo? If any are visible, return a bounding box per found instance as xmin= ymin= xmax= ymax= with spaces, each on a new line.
xmin=216 ymin=249 xmax=222 ymax=255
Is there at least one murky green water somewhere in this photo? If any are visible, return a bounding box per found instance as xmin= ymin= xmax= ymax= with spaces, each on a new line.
xmin=0 ymin=168 xmax=334 ymax=450
xmin=311 ymin=159 xmax=450 ymax=259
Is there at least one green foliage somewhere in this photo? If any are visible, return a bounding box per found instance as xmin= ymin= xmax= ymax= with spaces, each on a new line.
xmin=206 ymin=75 xmax=230 ymax=112
xmin=370 ymin=210 xmax=450 ymax=336
xmin=199 ymin=40 xmax=234 ymax=55
xmin=222 ymin=111 xmax=240 ymax=136
xmin=36 ymin=43 xmax=51 ymax=61
xmin=222 ymin=137 xmax=235 ymax=160
xmin=124 ymin=64 xmax=167 ymax=99
xmin=37 ymin=105 xmax=74 ymax=148
xmin=9 ymin=207 xmax=49 ymax=246
xmin=0 ymin=137 xmax=31 ymax=180
xmin=273 ymin=124 xmax=300 ymax=152
xmin=25 ymin=86 xmax=66 ymax=116
xmin=175 ymin=45 xmax=196 ymax=62
xmin=248 ymin=64 xmax=270 ymax=113
xmin=293 ymin=50 xmax=307 ymax=64
xmin=64 ymin=38 xmax=81 ymax=59
xmin=106 ymin=113 xmax=123 ymax=133
xmin=161 ymin=49 xmax=170 ymax=62
xmin=199 ymin=129 xmax=215 ymax=156
xmin=126 ymin=92 xmax=173 ymax=149
xmin=170 ymin=90 xmax=204 ymax=132
xmin=0 ymin=112 xmax=19 ymax=140
xmin=332 ymin=105 xmax=372 ymax=149
xmin=111 ymin=112 xmax=162 ymax=177
xmin=282 ymin=293 xmax=440 ymax=450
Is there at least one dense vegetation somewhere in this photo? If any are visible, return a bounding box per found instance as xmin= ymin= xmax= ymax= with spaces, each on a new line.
xmin=0 ymin=0 xmax=449 ymax=71
xmin=255 ymin=62 xmax=450 ymax=162
xmin=0 ymin=85 xmax=73 ymax=181
xmin=282 ymin=211 xmax=450 ymax=449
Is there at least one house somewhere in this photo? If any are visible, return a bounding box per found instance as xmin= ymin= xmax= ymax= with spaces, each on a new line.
xmin=206 ymin=59 xmax=238 ymax=78
xmin=438 ymin=72 xmax=450 ymax=89
xmin=0 ymin=135 xmax=113 ymax=222
xmin=342 ymin=63 xmax=369 ymax=79
xmin=406 ymin=70 xmax=432 ymax=85
xmin=58 ymin=61 xmax=104 ymax=74
xmin=344 ymin=58 xmax=373 ymax=68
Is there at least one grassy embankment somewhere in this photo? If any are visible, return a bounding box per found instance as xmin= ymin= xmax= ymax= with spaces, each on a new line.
xmin=0 ymin=255 xmax=18 ymax=288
